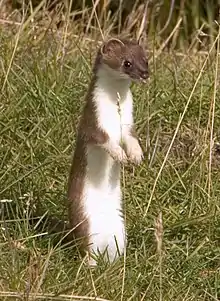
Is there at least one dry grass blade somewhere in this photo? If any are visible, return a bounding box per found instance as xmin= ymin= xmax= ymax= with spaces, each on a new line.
xmin=137 ymin=1 xmax=149 ymax=42
xmin=207 ymin=23 xmax=220 ymax=200
xmin=85 ymin=0 xmax=104 ymax=40
xmin=1 ymin=0 xmax=47 ymax=91
xmin=158 ymin=0 xmax=175 ymax=35
xmin=149 ymin=17 xmax=183 ymax=63
xmin=155 ymin=212 xmax=163 ymax=301
xmin=155 ymin=212 xmax=163 ymax=254
xmin=0 ymin=292 xmax=111 ymax=301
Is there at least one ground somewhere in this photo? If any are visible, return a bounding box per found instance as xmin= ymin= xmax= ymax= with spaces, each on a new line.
xmin=0 ymin=25 xmax=220 ymax=301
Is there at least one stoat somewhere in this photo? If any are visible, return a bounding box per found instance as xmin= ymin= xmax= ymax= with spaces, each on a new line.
xmin=67 ymin=37 xmax=149 ymax=265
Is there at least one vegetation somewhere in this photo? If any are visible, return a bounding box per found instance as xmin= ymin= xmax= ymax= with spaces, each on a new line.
xmin=0 ymin=1 xmax=220 ymax=300
xmin=2 ymin=0 xmax=220 ymax=48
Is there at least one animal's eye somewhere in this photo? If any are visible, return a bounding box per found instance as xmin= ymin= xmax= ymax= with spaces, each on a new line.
xmin=123 ymin=60 xmax=132 ymax=68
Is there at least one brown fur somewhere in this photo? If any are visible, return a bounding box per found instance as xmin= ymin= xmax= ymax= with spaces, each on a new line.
xmin=67 ymin=37 xmax=148 ymax=256
xmin=101 ymin=38 xmax=149 ymax=81
xmin=67 ymin=69 xmax=109 ymax=253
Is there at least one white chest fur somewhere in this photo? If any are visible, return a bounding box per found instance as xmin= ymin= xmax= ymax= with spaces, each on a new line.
xmin=84 ymin=71 xmax=133 ymax=265
xmin=95 ymin=72 xmax=134 ymax=142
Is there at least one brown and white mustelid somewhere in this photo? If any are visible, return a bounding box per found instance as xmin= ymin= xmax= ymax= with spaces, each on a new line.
xmin=67 ymin=37 xmax=149 ymax=266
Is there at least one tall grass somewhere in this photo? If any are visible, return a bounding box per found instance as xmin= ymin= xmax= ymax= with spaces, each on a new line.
xmin=1 ymin=0 xmax=219 ymax=49
xmin=0 ymin=1 xmax=220 ymax=300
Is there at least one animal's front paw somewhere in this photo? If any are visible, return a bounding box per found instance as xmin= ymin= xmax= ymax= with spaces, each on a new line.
xmin=103 ymin=141 xmax=128 ymax=164
xmin=112 ymin=146 xmax=128 ymax=164
xmin=125 ymin=138 xmax=143 ymax=165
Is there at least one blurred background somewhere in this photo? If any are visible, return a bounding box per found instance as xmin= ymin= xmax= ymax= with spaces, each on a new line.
xmin=1 ymin=0 xmax=220 ymax=50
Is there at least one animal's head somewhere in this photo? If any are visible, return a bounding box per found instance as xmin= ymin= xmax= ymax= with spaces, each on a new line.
xmin=100 ymin=38 xmax=149 ymax=82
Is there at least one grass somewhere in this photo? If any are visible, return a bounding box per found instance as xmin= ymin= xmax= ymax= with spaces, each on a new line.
xmin=1 ymin=17 xmax=220 ymax=301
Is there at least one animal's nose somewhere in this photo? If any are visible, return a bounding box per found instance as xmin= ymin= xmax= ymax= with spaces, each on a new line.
xmin=142 ymin=71 xmax=149 ymax=79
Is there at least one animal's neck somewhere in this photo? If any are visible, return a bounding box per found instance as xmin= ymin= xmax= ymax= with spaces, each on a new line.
xmin=94 ymin=67 xmax=131 ymax=103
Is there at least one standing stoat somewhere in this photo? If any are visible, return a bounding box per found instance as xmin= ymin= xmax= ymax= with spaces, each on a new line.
xmin=67 ymin=37 xmax=149 ymax=265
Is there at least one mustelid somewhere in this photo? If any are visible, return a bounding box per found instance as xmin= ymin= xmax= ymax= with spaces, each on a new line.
xmin=67 ymin=37 xmax=149 ymax=265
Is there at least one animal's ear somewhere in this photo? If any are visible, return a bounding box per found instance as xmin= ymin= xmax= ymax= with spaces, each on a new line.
xmin=101 ymin=38 xmax=125 ymax=56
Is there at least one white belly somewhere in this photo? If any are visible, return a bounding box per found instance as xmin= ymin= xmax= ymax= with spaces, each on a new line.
xmin=84 ymin=146 xmax=126 ymax=263
xmin=81 ymin=73 xmax=133 ymax=264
